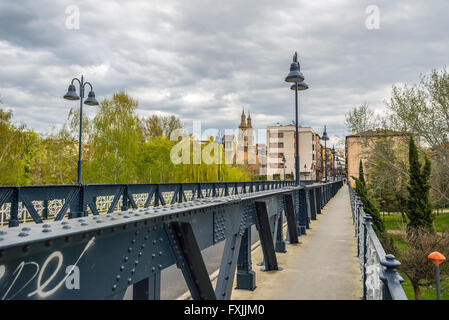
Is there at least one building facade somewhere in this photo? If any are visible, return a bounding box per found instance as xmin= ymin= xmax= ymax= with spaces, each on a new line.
xmin=345 ymin=129 xmax=409 ymax=187
xmin=266 ymin=124 xmax=319 ymax=181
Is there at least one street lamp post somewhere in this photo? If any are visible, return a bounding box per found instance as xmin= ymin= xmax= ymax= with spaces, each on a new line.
xmin=215 ymin=132 xmax=223 ymax=182
xmin=285 ymin=51 xmax=308 ymax=186
xmin=331 ymin=146 xmax=336 ymax=181
xmin=282 ymin=154 xmax=286 ymax=181
xmin=63 ymin=75 xmax=99 ymax=184
xmin=321 ymin=126 xmax=329 ymax=183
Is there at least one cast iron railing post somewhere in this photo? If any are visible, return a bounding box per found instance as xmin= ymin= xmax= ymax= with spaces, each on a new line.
xmin=380 ymin=254 xmax=407 ymax=300
xmin=362 ymin=214 xmax=372 ymax=300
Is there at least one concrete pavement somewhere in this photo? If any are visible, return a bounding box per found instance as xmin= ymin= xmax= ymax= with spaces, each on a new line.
xmin=231 ymin=186 xmax=363 ymax=300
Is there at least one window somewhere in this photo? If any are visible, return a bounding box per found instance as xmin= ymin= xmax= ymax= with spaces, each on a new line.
xmin=279 ymin=142 xmax=284 ymax=148
xmin=279 ymin=132 xmax=284 ymax=138
xmin=312 ymin=154 xmax=315 ymax=160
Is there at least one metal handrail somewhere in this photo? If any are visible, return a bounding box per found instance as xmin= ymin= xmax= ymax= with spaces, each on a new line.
xmin=348 ymin=184 xmax=407 ymax=300
xmin=0 ymin=181 xmax=300 ymax=227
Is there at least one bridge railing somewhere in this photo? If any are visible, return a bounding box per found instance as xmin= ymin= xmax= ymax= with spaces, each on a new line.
xmin=0 ymin=181 xmax=299 ymax=228
xmin=348 ymin=184 xmax=408 ymax=300
xmin=0 ymin=180 xmax=343 ymax=300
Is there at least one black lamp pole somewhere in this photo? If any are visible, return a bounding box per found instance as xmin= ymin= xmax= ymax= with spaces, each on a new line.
xmin=331 ymin=146 xmax=336 ymax=181
xmin=215 ymin=131 xmax=222 ymax=182
xmin=321 ymin=126 xmax=329 ymax=183
xmin=64 ymin=75 xmax=99 ymax=184
xmin=285 ymin=52 xmax=308 ymax=186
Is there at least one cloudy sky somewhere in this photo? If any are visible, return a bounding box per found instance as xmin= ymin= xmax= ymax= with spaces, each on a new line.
xmin=0 ymin=0 xmax=448 ymax=147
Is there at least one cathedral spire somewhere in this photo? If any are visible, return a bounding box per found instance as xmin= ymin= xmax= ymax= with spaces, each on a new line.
xmin=247 ymin=112 xmax=252 ymax=128
xmin=239 ymin=107 xmax=247 ymax=129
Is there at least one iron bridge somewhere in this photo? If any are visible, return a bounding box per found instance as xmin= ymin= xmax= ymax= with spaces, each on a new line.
xmin=0 ymin=180 xmax=342 ymax=300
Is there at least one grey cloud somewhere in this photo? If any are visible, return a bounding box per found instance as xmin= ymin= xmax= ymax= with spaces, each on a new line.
xmin=0 ymin=0 xmax=448 ymax=144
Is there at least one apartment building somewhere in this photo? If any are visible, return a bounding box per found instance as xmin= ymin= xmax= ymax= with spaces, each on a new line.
xmin=266 ymin=124 xmax=319 ymax=181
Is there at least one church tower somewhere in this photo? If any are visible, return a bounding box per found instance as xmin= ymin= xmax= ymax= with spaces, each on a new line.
xmin=247 ymin=112 xmax=254 ymax=145
xmin=239 ymin=108 xmax=247 ymax=130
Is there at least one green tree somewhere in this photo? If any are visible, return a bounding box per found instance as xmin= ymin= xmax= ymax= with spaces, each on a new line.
xmin=366 ymin=136 xmax=408 ymax=215
xmin=0 ymin=109 xmax=39 ymax=186
xmin=85 ymin=92 xmax=142 ymax=184
xmin=352 ymin=160 xmax=385 ymax=233
xmin=405 ymin=137 xmax=433 ymax=232
xmin=143 ymin=114 xmax=183 ymax=140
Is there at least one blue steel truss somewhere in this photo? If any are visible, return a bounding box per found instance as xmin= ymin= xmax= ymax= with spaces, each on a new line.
xmin=0 ymin=180 xmax=342 ymax=300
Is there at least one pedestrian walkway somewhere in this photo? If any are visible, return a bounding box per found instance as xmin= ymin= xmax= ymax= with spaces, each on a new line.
xmin=231 ymin=186 xmax=362 ymax=300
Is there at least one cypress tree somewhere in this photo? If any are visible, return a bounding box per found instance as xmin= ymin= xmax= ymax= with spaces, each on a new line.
xmin=351 ymin=160 xmax=385 ymax=233
xmin=358 ymin=159 xmax=366 ymax=187
xmin=405 ymin=137 xmax=433 ymax=231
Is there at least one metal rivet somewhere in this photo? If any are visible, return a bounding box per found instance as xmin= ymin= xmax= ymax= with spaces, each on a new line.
xmin=120 ymin=265 xmax=125 ymax=271
xmin=134 ymin=260 xmax=139 ymax=265
xmin=112 ymin=285 xmax=117 ymax=291
xmin=124 ymin=256 xmax=129 ymax=262
xmin=63 ymin=225 xmax=71 ymax=230
xmin=43 ymin=229 xmax=52 ymax=233
xmin=116 ymin=275 xmax=120 ymax=281
xmin=18 ymin=232 xmax=29 ymax=237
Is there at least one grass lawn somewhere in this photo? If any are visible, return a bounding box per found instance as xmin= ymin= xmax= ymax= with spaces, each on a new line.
xmin=381 ymin=212 xmax=449 ymax=232
xmin=399 ymin=273 xmax=449 ymax=300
